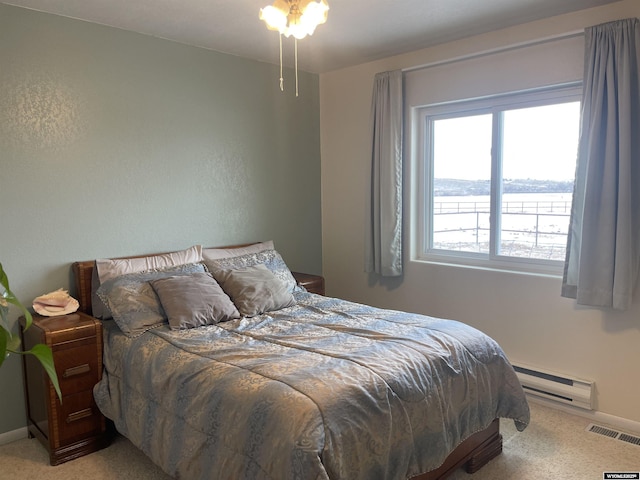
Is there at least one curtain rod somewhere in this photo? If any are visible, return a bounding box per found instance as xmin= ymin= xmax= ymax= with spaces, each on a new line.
xmin=402 ymin=29 xmax=584 ymax=74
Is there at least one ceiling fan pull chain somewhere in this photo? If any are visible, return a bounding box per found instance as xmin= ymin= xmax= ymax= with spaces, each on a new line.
xmin=295 ymin=38 xmax=299 ymax=97
xmin=279 ymin=33 xmax=284 ymax=91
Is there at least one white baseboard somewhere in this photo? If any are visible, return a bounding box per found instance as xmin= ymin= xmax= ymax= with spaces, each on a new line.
xmin=527 ymin=395 xmax=640 ymax=435
xmin=0 ymin=427 xmax=28 ymax=446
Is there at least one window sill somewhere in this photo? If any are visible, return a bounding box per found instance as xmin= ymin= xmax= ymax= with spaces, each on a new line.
xmin=411 ymin=254 xmax=564 ymax=279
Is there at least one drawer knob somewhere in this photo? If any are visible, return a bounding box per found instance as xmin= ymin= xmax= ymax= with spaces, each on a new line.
xmin=62 ymin=364 xmax=90 ymax=378
xmin=66 ymin=408 xmax=93 ymax=423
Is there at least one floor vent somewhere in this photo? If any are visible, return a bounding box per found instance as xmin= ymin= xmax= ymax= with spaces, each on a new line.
xmin=587 ymin=424 xmax=640 ymax=447
xmin=512 ymin=363 xmax=594 ymax=410
xmin=619 ymin=433 xmax=640 ymax=447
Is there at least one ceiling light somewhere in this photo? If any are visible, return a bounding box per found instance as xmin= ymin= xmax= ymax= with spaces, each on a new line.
xmin=260 ymin=0 xmax=329 ymax=96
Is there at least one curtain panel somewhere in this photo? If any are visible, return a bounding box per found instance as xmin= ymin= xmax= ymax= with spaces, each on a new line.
xmin=562 ymin=18 xmax=640 ymax=310
xmin=365 ymin=70 xmax=403 ymax=277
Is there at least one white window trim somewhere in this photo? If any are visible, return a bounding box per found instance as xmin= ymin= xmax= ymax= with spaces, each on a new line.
xmin=409 ymin=82 xmax=582 ymax=277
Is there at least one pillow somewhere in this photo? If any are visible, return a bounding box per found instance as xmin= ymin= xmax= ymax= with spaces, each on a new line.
xmin=150 ymin=272 xmax=240 ymax=330
xmin=204 ymin=248 xmax=299 ymax=293
xmin=96 ymin=263 xmax=205 ymax=337
xmin=91 ymin=245 xmax=203 ymax=319
xmin=202 ymin=241 xmax=274 ymax=261
xmin=213 ymin=263 xmax=295 ymax=317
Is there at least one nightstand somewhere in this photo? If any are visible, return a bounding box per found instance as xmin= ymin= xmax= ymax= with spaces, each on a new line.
xmin=20 ymin=311 xmax=111 ymax=465
xmin=292 ymin=272 xmax=325 ymax=295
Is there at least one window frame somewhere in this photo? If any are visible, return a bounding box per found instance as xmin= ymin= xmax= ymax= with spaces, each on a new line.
xmin=412 ymin=82 xmax=582 ymax=276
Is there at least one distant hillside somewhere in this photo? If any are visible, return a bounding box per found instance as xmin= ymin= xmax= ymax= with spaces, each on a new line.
xmin=433 ymin=178 xmax=574 ymax=196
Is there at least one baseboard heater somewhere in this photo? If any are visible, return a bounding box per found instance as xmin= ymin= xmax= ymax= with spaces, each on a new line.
xmin=512 ymin=363 xmax=594 ymax=410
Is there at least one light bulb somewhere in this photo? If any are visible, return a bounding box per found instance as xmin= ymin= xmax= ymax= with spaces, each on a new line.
xmin=259 ymin=5 xmax=287 ymax=32
xmin=286 ymin=22 xmax=309 ymax=39
xmin=301 ymin=0 xmax=329 ymax=30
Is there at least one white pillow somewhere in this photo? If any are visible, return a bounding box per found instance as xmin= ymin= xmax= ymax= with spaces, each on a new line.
xmin=202 ymin=240 xmax=274 ymax=261
xmin=91 ymin=245 xmax=203 ymax=318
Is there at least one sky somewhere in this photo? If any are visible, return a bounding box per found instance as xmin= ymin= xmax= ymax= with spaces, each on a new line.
xmin=433 ymin=101 xmax=580 ymax=181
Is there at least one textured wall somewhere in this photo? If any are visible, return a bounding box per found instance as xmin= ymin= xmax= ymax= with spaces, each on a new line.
xmin=0 ymin=4 xmax=321 ymax=435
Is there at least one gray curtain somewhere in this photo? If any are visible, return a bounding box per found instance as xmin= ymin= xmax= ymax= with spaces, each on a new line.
xmin=562 ymin=18 xmax=640 ymax=310
xmin=365 ymin=70 xmax=403 ymax=276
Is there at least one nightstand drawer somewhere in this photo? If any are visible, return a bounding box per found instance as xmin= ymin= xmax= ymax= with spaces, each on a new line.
xmin=56 ymin=390 xmax=103 ymax=446
xmin=55 ymin=344 xmax=100 ymax=395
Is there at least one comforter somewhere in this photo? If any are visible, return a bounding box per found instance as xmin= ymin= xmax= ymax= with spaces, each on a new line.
xmin=94 ymin=291 xmax=530 ymax=480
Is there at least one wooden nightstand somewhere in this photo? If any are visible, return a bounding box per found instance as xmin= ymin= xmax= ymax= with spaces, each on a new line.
xmin=20 ymin=311 xmax=111 ymax=465
xmin=292 ymin=272 xmax=325 ymax=295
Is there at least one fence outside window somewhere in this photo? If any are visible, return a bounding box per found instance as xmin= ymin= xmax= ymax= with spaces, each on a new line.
xmin=433 ymin=199 xmax=572 ymax=260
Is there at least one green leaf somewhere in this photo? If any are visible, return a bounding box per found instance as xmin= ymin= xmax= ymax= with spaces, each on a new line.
xmin=0 ymin=306 xmax=8 ymax=333
xmin=0 ymin=298 xmax=9 ymax=333
xmin=0 ymin=263 xmax=60 ymax=402
xmin=6 ymin=332 xmax=20 ymax=351
xmin=0 ymin=263 xmax=32 ymax=331
xmin=0 ymin=263 xmax=9 ymax=291
xmin=24 ymin=344 xmax=62 ymax=402
xmin=1 ymin=329 xmax=22 ymax=368
xmin=21 ymin=309 xmax=32 ymax=331
xmin=0 ymin=329 xmax=6 ymax=369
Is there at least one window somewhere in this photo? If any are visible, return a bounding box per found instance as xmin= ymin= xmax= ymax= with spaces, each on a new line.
xmin=414 ymin=84 xmax=581 ymax=273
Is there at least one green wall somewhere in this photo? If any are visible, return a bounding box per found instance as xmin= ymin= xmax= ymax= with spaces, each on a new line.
xmin=0 ymin=4 xmax=322 ymax=435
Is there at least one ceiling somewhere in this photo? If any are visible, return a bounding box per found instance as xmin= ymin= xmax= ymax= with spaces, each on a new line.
xmin=3 ymin=0 xmax=620 ymax=73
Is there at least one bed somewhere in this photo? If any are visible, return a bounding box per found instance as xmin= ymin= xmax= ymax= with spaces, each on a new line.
xmin=72 ymin=242 xmax=529 ymax=480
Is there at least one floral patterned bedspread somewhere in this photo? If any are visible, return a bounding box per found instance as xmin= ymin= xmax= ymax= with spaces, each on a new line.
xmin=94 ymin=291 xmax=529 ymax=480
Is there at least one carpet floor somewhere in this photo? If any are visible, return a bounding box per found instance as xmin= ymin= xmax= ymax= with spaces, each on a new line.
xmin=1 ymin=401 xmax=638 ymax=479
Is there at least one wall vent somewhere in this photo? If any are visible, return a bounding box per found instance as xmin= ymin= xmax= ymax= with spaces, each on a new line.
xmin=587 ymin=424 xmax=640 ymax=447
xmin=512 ymin=363 xmax=594 ymax=410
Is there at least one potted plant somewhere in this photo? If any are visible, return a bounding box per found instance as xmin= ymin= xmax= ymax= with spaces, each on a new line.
xmin=0 ymin=262 xmax=61 ymax=400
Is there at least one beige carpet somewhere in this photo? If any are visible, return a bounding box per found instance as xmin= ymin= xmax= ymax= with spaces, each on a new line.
xmin=1 ymin=401 xmax=638 ymax=479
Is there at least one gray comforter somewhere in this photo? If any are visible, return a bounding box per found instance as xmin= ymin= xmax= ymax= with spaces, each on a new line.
xmin=94 ymin=291 xmax=530 ymax=480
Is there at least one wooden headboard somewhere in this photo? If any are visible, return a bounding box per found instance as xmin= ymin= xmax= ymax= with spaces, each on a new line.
xmin=72 ymin=243 xmax=256 ymax=315
xmin=72 ymin=259 xmax=98 ymax=314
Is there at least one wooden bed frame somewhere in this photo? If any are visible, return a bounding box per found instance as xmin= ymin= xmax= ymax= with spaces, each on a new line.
xmin=71 ymin=248 xmax=503 ymax=480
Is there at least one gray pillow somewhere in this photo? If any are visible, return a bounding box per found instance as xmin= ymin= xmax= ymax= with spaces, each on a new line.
xmin=92 ymin=245 xmax=203 ymax=319
xmin=204 ymin=248 xmax=300 ymax=293
xmin=213 ymin=263 xmax=296 ymax=317
xmin=150 ymin=272 xmax=240 ymax=329
xmin=96 ymin=263 xmax=205 ymax=337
